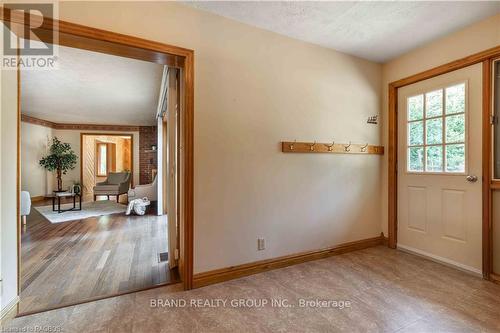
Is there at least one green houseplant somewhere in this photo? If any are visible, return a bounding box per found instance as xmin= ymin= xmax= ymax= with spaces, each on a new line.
xmin=39 ymin=137 xmax=78 ymax=192
xmin=72 ymin=180 xmax=81 ymax=194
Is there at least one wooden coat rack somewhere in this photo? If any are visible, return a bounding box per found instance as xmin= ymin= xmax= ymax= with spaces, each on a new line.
xmin=281 ymin=141 xmax=384 ymax=155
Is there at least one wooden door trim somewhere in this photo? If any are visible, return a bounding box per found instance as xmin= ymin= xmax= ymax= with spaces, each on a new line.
xmin=482 ymin=60 xmax=492 ymax=278
xmin=1 ymin=5 xmax=195 ymax=307
xmin=0 ymin=8 xmax=188 ymax=67
xmin=80 ymin=133 xmax=134 ymax=191
xmin=388 ymin=46 xmax=500 ymax=279
xmin=16 ymin=38 xmax=21 ymax=303
xmin=390 ymin=46 xmax=500 ymax=89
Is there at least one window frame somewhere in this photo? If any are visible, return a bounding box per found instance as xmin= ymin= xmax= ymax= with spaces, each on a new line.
xmin=406 ymin=80 xmax=469 ymax=175
xmin=96 ymin=142 xmax=108 ymax=177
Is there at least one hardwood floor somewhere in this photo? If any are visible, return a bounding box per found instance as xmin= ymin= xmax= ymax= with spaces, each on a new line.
xmin=4 ymin=245 xmax=500 ymax=332
xmin=19 ymin=198 xmax=179 ymax=315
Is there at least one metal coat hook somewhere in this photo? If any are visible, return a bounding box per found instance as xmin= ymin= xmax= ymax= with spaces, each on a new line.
xmin=367 ymin=115 xmax=378 ymax=124
xmin=309 ymin=141 xmax=316 ymax=151
xmin=325 ymin=141 xmax=335 ymax=152
xmin=360 ymin=143 xmax=368 ymax=152
xmin=344 ymin=141 xmax=352 ymax=152
xmin=289 ymin=140 xmax=296 ymax=151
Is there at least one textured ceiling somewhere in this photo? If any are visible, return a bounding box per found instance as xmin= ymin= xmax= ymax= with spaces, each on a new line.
xmin=21 ymin=45 xmax=163 ymax=126
xmin=185 ymin=1 xmax=500 ymax=63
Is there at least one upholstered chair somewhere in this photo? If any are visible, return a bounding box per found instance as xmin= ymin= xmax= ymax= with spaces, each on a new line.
xmin=93 ymin=172 xmax=131 ymax=202
xmin=127 ymin=175 xmax=157 ymax=202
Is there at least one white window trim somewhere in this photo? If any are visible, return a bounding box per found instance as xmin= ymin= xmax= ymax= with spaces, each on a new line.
xmin=406 ymin=80 xmax=469 ymax=175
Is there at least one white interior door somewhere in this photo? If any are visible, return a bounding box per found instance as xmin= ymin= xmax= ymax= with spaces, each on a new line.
xmin=397 ymin=64 xmax=482 ymax=274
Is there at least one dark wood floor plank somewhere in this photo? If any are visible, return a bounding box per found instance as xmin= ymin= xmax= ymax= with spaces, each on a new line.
xmin=19 ymin=198 xmax=179 ymax=314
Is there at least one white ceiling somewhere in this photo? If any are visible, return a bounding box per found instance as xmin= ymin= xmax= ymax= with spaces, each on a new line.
xmin=185 ymin=1 xmax=500 ymax=63
xmin=21 ymin=45 xmax=164 ymax=126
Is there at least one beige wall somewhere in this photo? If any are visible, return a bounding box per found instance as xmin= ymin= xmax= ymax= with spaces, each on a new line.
xmin=0 ymin=24 xmax=19 ymax=313
xmin=380 ymin=14 xmax=500 ymax=236
xmin=56 ymin=2 xmax=383 ymax=273
xmin=20 ymin=122 xmax=54 ymax=197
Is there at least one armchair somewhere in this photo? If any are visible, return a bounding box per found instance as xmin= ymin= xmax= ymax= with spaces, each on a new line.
xmin=128 ymin=175 xmax=157 ymax=202
xmin=93 ymin=172 xmax=131 ymax=202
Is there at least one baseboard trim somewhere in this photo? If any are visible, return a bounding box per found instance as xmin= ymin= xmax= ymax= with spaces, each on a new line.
xmin=490 ymin=272 xmax=500 ymax=284
xmin=193 ymin=234 xmax=385 ymax=288
xmin=397 ymin=244 xmax=482 ymax=276
xmin=31 ymin=195 xmax=45 ymax=202
xmin=1 ymin=296 xmax=19 ymax=321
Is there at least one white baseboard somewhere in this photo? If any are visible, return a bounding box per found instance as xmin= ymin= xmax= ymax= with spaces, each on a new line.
xmin=1 ymin=296 xmax=19 ymax=320
xmin=397 ymin=244 xmax=482 ymax=276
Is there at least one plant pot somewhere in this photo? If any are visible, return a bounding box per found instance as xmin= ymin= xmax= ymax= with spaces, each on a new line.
xmin=74 ymin=185 xmax=81 ymax=194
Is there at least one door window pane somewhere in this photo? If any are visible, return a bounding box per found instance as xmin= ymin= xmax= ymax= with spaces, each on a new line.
xmin=426 ymin=89 xmax=443 ymax=118
xmin=426 ymin=146 xmax=443 ymax=172
xmin=445 ymin=83 xmax=465 ymax=115
xmin=408 ymin=95 xmax=424 ymax=121
xmin=406 ymin=82 xmax=466 ymax=174
xmin=446 ymin=144 xmax=465 ymax=172
xmin=445 ymin=114 xmax=465 ymax=143
xmin=408 ymin=121 xmax=424 ymax=146
xmin=408 ymin=147 xmax=424 ymax=172
xmin=426 ymin=118 xmax=443 ymax=145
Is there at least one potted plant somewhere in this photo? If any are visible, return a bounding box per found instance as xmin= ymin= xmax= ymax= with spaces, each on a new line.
xmin=72 ymin=181 xmax=82 ymax=194
xmin=39 ymin=137 xmax=78 ymax=192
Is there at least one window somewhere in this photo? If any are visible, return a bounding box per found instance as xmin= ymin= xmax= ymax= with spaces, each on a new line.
xmin=96 ymin=142 xmax=108 ymax=176
xmin=407 ymin=82 xmax=466 ymax=173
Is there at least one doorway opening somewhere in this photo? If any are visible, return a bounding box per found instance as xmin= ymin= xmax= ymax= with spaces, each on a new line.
xmin=388 ymin=48 xmax=500 ymax=280
xmin=3 ymin=9 xmax=194 ymax=317
xmin=396 ymin=65 xmax=482 ymax=275
xmin=18 ymin=45 xmax=181 ymax=315
xmin=81 ymin=133 xmax=133 ymax=202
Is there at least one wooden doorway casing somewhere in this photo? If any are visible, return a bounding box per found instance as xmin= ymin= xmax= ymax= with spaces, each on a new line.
xmin=80 ymin=133 xmax=134 ymax=198
xmin=388 ymin=45 xmax=500 ymax=280
xmin=1 ymin=6 xmax=195 ymax=306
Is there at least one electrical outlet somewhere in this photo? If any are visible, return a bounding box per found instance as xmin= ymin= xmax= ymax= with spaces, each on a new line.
xmin=257 ymin=238 xmax=265 ymax=251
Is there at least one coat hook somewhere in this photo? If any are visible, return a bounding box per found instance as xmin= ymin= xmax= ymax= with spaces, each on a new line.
xmin=360 ymin=143 xmax=368 ymax=152
xmin=344 ymin=141 xmax=352 ymax=152
xmin=290 ymin=140 xmax=296 ymax=151
xmin=325 ymin=141 xmax=335 ymax=152
xmin=309 ymin=141 xmax=316 ymax=151
xmin=367 ymin=115 xmax=378 ymax=124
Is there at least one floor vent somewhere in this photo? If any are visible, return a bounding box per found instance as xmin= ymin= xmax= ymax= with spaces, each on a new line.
xmin=158 ymin=252 xmax=168 ymax=262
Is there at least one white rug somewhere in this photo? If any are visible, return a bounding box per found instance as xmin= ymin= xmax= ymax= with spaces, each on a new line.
xmin=35 ymin=200 xmax=127 ymax=223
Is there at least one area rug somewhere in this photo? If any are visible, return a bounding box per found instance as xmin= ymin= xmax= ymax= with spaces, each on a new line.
xmin=35 ymin=200 xmax=127 ymax=224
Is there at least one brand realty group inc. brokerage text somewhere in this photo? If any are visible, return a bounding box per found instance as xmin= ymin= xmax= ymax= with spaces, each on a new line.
xmin=150 ymin=298 xmax=352 ymax=309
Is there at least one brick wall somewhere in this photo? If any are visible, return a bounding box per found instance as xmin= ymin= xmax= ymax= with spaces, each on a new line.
xmin=139 ymin=126 xmax=158 ymax=184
